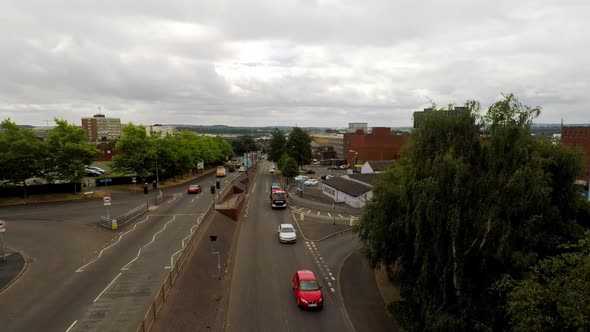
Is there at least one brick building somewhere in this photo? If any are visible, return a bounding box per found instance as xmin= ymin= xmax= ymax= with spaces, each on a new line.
xmin=81 ymin=113 xmax=122 ymax=142
xmin=561 ymin=126 xmax=590 ymax=177
xmin=343 ymin=127 xmax=409 ymax=167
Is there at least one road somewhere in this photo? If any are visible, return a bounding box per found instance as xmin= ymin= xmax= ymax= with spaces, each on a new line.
xmin=224 ymin=162 xmax=354 ymax=332
xmin=0 ymin=170 xmax=241 ymax=332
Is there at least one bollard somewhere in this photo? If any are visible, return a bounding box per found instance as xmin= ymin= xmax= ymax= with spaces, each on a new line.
xmin=111 ymin=219 xmax=118 ymax=230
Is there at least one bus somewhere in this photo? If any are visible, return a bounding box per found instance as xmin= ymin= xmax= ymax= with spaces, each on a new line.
xmin=216 ymin=166 xmax=227 ymax=177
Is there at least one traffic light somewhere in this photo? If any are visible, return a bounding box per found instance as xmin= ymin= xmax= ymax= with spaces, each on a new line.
xmin=216 ymin=180 xmax=220 ymax=189
xmin=210 ymin=184 xmax=216 ymax=194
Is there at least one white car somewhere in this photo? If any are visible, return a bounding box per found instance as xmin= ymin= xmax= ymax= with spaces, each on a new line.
xmin=270 ymin=167 xmax=275 ymax=173
xmin=278 ymin=224 xmax=297 ymax=243
xmin=304 ymin=179 xmax=318 ymax=186
xmin=294 ymin=175 xmax=309 ymax=182
xmin=238 ymin=166 xmax=245 ymax=172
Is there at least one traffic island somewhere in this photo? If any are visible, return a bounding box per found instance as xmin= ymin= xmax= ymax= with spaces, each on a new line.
xmin=0 ymin=249 xmax=27 ymax=294
xmin=291 ymin=213 xmax=352 ymax=241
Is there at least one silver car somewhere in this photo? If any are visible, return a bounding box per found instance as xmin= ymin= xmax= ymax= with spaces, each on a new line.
xmin=278 ymin=224 xmax=297 ymax=243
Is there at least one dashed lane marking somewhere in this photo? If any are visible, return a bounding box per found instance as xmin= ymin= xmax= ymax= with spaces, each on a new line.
xmin=338 ymin=214 xmax=344 ymax=218
xmin=65 ymin=320 xmax=77 ymax=332
xmin=330 ymin=287 xmax=335 ymax=293
xmin=317 ymin=211 xmax=321 ymax=216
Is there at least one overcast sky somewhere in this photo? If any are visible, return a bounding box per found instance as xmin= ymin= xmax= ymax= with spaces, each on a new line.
xmin=1 ymin=0 xmax=588 ymax=128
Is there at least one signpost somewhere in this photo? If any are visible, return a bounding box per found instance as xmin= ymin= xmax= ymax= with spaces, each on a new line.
xmin=132 ymin=177 xmax=137 ymax=192
xmin=104 ymin=196 xmax=112 ymax=221
xmin=0 ymin=220 xmax=6 ymax=262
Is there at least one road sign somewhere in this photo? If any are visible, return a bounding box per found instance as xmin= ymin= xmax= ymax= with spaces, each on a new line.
xmin=0 ymin=220 xmax=5 ymax=228
xmin=131 ymin=177 xmax=137 ymax=183
xmin=103 ymin=196 xmax=111 ymax=202
xmin=100 ymin=178 xmax=112 ymax=183
xmin=0 ymin=228 xmax=5 ymax=233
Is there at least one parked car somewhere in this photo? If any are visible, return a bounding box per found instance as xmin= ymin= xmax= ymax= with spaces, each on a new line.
xmin=85 ymin=168 xmax=102 ymax=177
xmin=304 ymin=179 xmax=318 ymax=186
xmin=270 ymin=167 xmax=276 ymax=173
xmin=320 ymin=175 xmax=334 ymax=180
xmin=187 ymin=184 xmax=202 ymax=194
xmin=87 ymin=166 xmax=106 ymax=174
xmin=292 ymin=270 xmax=323 ymax=309
xmin=327 ymin=165 xmax=340 ymax=170
xmin=303 ymin=169 xmax=316 ymax=174
xmin=238 ymin=166 xmax=245 ymax=172
xmin=278 ymin=223 xmax=297 ymax=243
xmin=294 ymin=175 xmax=309 ymax=182
xmin=338 ymin=165 xmax=348 ymax=170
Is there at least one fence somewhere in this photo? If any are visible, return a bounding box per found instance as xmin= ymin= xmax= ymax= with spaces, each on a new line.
xmin=99 ymin=203 xmax=148 ymax=229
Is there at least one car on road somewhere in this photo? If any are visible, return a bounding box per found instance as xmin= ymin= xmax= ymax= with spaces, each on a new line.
xmin=278 ymin=223 xmax=297 ymax=243
xmin=304 ymin=179 xmax=318 ymax=186
xmin=271 ymin=183 xmax=281 ymax=190
xmin=292 ymin=270 xmax=323 ymax=309
xmin=320 ymin=174 xmax=334 ymax=180
xmin=187 ymin=184 xmax=202 ymax=194
xmin=238 ymin=166 xmax=245 ymax=172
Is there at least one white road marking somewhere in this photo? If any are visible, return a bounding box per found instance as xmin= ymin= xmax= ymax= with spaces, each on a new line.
xmin=330 ymin=287 xmax=335 ymax=293
xmin=307 ymin=210 xmax=312 ymax=213
xmin=76 ymin=215 xmax=151 ymax=272
xmin=328 ymin=272 xmax=333 ymax=276
xmin=338 ymin=214 xmax=344 ymax=218
xmin=317 ymin=211 xmax=321 ymax=216
xmin=191 ymin=196 xmax=199 ymax=203
xmin=166 ymin=249 xmax=182 ymax=269
xmin=331 ymin=276 xmax=336 ymax=281
xmin=328 ymin=282 xmax=332 ymax=287
xmin=327 ymin=213 xmax=331 ymax=217
xmin=65 ymin=320 xmax=78 ymax=332
xmin=121 ymin=216 xmax=177 ymax=271
xmin=94 ymin=272 xmax=122 ymax=302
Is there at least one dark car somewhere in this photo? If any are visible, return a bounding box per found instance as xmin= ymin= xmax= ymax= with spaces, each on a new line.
xmin=187 ymin=184 xmax=202 ymax=194
xmin=303 ymin=169 xmax=316 ymax=174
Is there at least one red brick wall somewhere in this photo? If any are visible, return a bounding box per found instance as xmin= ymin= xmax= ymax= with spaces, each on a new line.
xmin=561 ymin=126 xmax=590 ymax=177
xmin=343 ymin=128 xmax=410 ymax=166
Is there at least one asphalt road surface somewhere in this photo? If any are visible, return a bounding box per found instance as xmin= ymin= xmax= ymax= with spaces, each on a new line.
xmin=224 ymin=161 xmax=353 ymax=332
xmin=0 ymin=170 xmax=241 ymax=332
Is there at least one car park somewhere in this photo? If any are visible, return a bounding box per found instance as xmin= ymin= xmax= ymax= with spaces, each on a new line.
xmin=278 ymin=224 xmax=297 ymax=243
xmin=304 ymin=179 xmax=318 ymax=186
xmin=292 ymin=270 xmax=323 ymax=309
xmin=187 ymin=184 xmax=202 ymax=194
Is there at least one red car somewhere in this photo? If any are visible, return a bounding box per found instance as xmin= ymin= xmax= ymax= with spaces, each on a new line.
xmin=187 ymin=184 xmax=202 ymax=194
xmin=292 ymin=270 xmax=323 ymax=309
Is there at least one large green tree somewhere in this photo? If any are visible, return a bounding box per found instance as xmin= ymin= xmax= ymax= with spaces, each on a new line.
xmin=45 ymin=119 xmax=100 ymax=190
xmin=356 ymin=94 xmax=587 ymax=330
xmin=0 ymin=119 xmax=47 ymax=197
xmin=111 ymin=124 xmax=157 ymax=177
xmin=268 ymin=128 xmax=287 ymax=162
xmin=287 ymin=127 xmax=311 ymax=168
xmin=497 ymin=231 xmax=590 ymax=331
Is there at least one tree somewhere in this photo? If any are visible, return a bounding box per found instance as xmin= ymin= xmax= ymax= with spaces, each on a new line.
xmin=268 ymin=128 xmax=287 ymax=162
xmin=0 ymin=119 xmax=47 ymax=197
xmin=45 ymin=119 xmax=100 ymax=191
xmin=356 ymin=94 xmax=587 ymax=330
xmin=111 ymin=124 xmax=156 ymax=178
xmin=287 ymin=127 xmax=311 ymax=168
xmin=281 ymin=157 xmax=299 ymax=180
xmin=498 ymin=231 xmax=590 ymax=331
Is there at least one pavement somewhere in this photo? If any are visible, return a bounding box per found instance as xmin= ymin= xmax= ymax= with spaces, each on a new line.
xmin=0 ymin=249 xmax=26 ymax=294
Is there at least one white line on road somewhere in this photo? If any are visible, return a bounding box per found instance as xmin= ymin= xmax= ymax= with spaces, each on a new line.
xmin=331 ymin=276 xmax=336 ymax=281
xmin=317 ymin=211 xmax=321 ymax=216
xmin=330 ymin=287 xmax=335 ymax=293
xmin=191 ymin=196 xmax=199 ymax=203
xmin=94 ymin=272 xmax=122 ymax=303
xmin=327 ymin=213 xmax=331 ymax=217
xmin=328 ymin=282 xmax=332 ymax=287
xmin=328 ymin=272 xmax=333 ymax=276
xmin=121 ymin=216 xmax=177 ymax=271
xmin=338 ymin=214 xmax=344 ymax=218
xmin=307 ymin=210 xmax=312 ymax=213
xmin=166 ymin=249 xmax=182 ymax=269
xmin=76 ymin=215 xmax=151 ymax=272
xmin=65 ymin=320 xmax=78 ymax=332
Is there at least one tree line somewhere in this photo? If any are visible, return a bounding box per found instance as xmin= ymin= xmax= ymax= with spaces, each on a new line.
xmin=357 ymin=94 xmax=590 ymax=331
xmin=0 ymin=120 xmax=234 ymax=197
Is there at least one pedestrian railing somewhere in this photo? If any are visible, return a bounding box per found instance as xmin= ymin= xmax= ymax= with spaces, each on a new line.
xmin=99 ymin=203 xmax=147 ymax=229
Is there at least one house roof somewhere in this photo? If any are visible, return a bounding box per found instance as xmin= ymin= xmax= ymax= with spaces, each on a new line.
xmin=366 ymin=160 xmax=395 ymax=172
xmin=323 ymin=177 xmax=372 ymax=197
xmin=347 ymin=173 xmax=379 ymax=186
